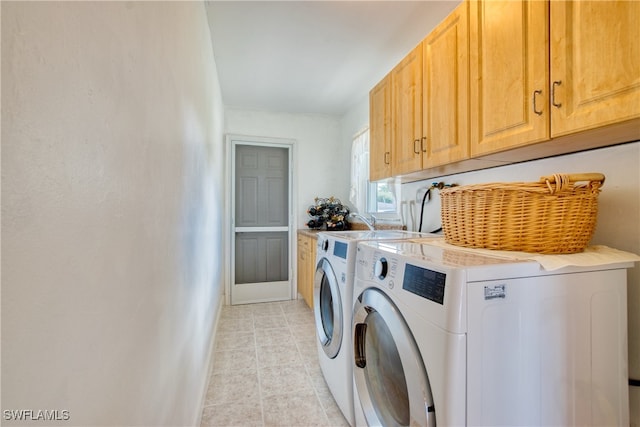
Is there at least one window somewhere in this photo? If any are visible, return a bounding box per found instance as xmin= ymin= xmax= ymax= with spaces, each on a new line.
xmin=350 ymin=129 xmax=400 ymax=216
xmin=367 ymin=181 xmax=397 ymax=213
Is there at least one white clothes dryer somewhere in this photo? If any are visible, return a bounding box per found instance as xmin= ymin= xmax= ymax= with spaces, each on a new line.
xmin=313 ymin=230 xmax=440 ymax=426
xmin=352 ymin=240 xmax=634 ymax=427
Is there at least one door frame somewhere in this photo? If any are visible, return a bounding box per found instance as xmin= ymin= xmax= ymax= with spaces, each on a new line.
xmin=224 ymin=134 xmax=297 ymax=306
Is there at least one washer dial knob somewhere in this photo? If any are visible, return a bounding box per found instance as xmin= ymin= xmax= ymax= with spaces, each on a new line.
xmin=374 ymin=257 xmax=388 ymax=280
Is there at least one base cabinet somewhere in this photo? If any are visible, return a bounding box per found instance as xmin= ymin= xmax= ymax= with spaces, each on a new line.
xmin=297 ymin=232 xmax=317 ymax=309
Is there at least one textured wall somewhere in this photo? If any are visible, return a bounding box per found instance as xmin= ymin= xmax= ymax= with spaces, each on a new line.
xmin=1 ymin=2 xmax=225 ymax=425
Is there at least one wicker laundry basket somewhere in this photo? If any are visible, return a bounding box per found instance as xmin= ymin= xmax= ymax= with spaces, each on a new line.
xmin=439 ymin=173 xmax=605 ymax=254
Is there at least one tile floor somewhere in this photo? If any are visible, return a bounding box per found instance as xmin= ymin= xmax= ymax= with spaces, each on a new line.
xmin=200 ymin=299 xmax=350 ymax=427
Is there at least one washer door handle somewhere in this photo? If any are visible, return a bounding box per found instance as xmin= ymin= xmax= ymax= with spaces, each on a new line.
xmin=354 ymin=322 xmax=367 ymax=369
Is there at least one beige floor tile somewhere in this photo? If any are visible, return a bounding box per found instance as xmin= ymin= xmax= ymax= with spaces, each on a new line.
xmin=201 ymin=402 xmax=264 ymax=427
xmin=280 ymin=299 xmax=313 ymax=314
xmin=251 ymin=302 xmax=285 ymax=317
xmin=324 ymin=404 xmax=351 ymax=427
xmin=259 ymin=364 xmax=314 ymax=397
xmin=307 ymin=366 xmax=336 ymax=400
xmin=222 ymin=304 xmax=254 ymax=319
xmin=289 ymin=323 xmax=317 ymax=340
xmin=205 ymin=372 xmax=260 ymax=406
xmin=296 ymin=336 xmax=319 ymax=357
xmin=255 ymin=327 xmax=294 ymax=347
xmin=300 ymin=348 xmax=321 ymax=371
xmin=285 ymin=310 xmax=315 ymax=326
xmin=256 ymin=342 xmax=302 ymax=368
xmin=262 ymin=391 xmax=331 ymax=427
xmin=201 ymin=299 xmax=348 ymax=427
xmin=218 ymin=316 xmax=255 ymax=333
xmin=211 ymin=348 xmax=257 ymax=376
xmin=253 ymin=314 xmax=288 ymax=330
xmin=215 ymin=331 xmax=256 ymax=351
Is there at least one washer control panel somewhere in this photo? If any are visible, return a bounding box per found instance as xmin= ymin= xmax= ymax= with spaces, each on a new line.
xmin=402 ymin=264 xmax=446 ymax=305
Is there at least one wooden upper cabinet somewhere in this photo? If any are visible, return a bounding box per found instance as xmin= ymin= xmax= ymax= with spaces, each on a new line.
xmin=469 ymin=0 xmax=550 ymax=156
xmin=369 ymin=73 xmax=392 ymax=181
xmin=423 ymin=2 xmax=470 ymax=168
xmin=391 ymin=43 xmax=423 ymax=176
xmin=369 ymin=0 xmax=638 ymax=181
xmin=550 ymin=1 xmax=640 ymax=137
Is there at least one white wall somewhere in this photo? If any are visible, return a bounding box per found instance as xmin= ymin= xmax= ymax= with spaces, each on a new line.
xmin=224 ymin=108 xmax=347 ymax=227
xmin=1 ymin=2 xmax=225 ymax=426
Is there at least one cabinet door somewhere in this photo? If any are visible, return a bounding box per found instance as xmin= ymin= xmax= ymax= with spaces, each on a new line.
xmin=550 ymin=1 xmax=640 ymax=137
xmin=392 ymin=43 xmax=423 ymax=175
xmin=470 ymin=0 xmax=549 ymax=156
xmin=423 ymin=2 xmax=469 ymax=168
xmin=369 ymin=74 xmax=393 ymax=181
xmin=297 ymin=235 xmax=312 ymax=308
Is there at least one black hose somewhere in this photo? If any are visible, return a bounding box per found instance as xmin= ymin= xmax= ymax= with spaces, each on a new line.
xmin=418 ymin=188 xmax=431 ymax=233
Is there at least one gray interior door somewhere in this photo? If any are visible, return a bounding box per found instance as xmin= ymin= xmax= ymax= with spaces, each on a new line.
xmin=232 ymin=143 xmax=292 ymax=304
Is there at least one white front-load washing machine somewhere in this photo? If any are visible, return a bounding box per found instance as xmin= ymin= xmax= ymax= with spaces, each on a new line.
xmin=352 ymin=239 xmax=634 ymax=427
xmin=313 ymin=230 xmax=440 ymax=426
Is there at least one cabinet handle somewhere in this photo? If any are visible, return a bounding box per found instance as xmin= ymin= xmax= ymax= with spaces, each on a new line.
xmin=384 ymin=151 xmax=390 ymax=165
xmin=421 ymin=136 xmax=427 ymax=153
xmin=533 ymin=90 xmax=543 ymax=115
xmin=552 ymin=80 xmax=562 ymax=108
xmin=413 ymin=139 xmax=420 ymax=154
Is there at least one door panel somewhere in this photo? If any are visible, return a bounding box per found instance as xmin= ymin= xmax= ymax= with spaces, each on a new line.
xmin=370 ymin=73 xmax=393 ymax=181
xmin=235 ymin=146 xmax=288 ymax=227
xmin=469 ymin=0 xmax=549 ymax=155
xmin=237 ymin=177 xmax=259 ymax=225
xmin=550 ymin=1 xmax=640 ymax=136
xmin=423 ymin=2 xmax=469 ymax=167
xmin=392 ymin=44 xmax=423 ymax=176
xmin=235 ymin=232 xmax=288 ymax=284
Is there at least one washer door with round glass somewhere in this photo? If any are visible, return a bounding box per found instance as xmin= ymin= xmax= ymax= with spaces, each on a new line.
xmin=352 ymin=287 xmax=436 ymax=427
xmin=314 ymin=257 xmax=343 ymax=358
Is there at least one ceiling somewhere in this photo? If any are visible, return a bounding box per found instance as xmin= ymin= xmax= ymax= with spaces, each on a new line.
xmin=205 ymin=1 xmax=460 ymax=116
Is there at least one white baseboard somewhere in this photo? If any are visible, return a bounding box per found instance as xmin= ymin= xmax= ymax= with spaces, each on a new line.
xmin=193 ymin=296 xmax=224 ymax=427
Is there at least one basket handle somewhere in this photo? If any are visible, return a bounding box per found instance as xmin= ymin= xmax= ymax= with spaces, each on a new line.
xmin=541 ymin=173 xmax=605 ymax=194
